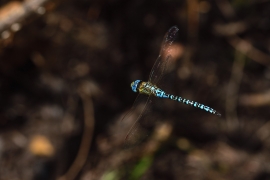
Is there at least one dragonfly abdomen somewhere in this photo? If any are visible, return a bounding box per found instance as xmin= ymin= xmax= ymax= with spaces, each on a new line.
xmin=158 ymin=92 xmax=221 ymax=116
xmin=134 ymin=81 xmax=221 ymax=116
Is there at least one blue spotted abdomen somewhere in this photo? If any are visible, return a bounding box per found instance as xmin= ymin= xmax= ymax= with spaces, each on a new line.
xmin=137 ymin=81 xmax=221 ymax=116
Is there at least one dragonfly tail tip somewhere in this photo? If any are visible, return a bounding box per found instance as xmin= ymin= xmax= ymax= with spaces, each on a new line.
xmin=216 ymin=112 xmax=222 ymax=117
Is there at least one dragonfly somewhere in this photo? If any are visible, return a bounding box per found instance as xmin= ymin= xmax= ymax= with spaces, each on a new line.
xmin=123 ymin=26 xmax=221 ymax=146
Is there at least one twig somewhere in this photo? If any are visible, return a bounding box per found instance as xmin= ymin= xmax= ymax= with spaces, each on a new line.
xmin=225 ymin=50 xmax=245 ymax=131
xmin=187 ymin=0 xmax=199 ymax=44
xmin=215 ymin=0 xmax=270 ymax=67
xmin=0 ymin=0 xmax=50 ymax=34
xmin=228 ymin=35 xmax=270 ymax=67
xmin=239 ymin=90 xmax=270 ymax=107
xmin=58 ymin=81 xmax=95 ymax=180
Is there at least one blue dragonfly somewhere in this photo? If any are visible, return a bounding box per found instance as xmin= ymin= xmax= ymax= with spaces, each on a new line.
xmin=123 ymin=26 xmax=221 ymax=146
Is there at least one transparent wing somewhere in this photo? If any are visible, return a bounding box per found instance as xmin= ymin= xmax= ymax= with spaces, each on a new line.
xmin=148 ymin=26 xmax=179 ymax=85
xmin=121 ymin=94 xmax=152 ymax=148
xmin=122 ymin=26 xmax=179 ymax=148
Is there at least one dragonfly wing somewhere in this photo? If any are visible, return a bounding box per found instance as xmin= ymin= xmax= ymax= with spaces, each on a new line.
xmin=121 ymin=94 xmax=153 ymax=149
xmin=122 ymin=26 xmax=179 ymax=149
xmin=148 ymin=26 xmax=179 ymax=85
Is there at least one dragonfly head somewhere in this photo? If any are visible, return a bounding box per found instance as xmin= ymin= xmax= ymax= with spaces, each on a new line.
xmin=131 ymin=80 xmax=141 ymax=93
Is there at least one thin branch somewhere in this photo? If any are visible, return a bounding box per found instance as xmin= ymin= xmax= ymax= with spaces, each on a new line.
xmin=225 ymin=50 xmax=245 ymax=131
xmin=215 ymin=0 xmax=270 ymax=67
xmin=0 ymin=0 xmax=49 ymax=33
xmin=239 ymin=90 xmax=270 ymax=107
xmin=58 ymin=81 xmax=95 ymax=180
xmin=228 ymin=36 xmax=270 ymax=67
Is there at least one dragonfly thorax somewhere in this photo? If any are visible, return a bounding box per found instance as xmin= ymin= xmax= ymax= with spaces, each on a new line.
xmin=131 ymin=80 xmax=160 ymax=96
xmin=138 ymin=81 xmax=158 ymax=96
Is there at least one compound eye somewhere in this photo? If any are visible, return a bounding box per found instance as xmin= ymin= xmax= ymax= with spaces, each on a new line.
xmin=131 ymin=80 xmax=141 ymax=92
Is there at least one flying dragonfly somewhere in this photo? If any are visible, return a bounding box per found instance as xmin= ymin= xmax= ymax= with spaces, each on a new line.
xmin=123 ymin=26 xmax=221 ymax=146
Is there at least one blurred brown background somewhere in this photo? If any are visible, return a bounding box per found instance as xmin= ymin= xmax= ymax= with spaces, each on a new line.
xmin=0 ymin=0 xmax=270 ymax=180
